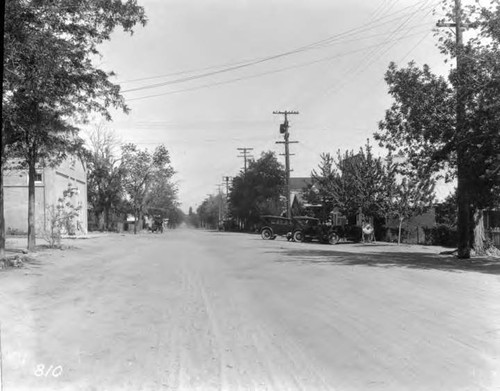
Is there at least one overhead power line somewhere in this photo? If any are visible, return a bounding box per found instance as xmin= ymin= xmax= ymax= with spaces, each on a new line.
xmin=121 ymin=23 xmax=433 ymax=94
xmin=120 ymin=0 xmax=438 ymax=90
xmin=295 ymin=0 xmax=437 ymax=111
xmin=126 ymin=28 xmax=432 ymax=101
xmin=237 ymin=148 xmax=254 ymax=174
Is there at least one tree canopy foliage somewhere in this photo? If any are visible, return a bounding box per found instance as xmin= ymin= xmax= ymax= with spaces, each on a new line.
xmin=2 ymin=0 xmax=147 ymax=250
xmin=375 ymin=1 xmax=500 ymax=257
xmin=120 ymin=144 xmax=174 ymax=234
xmin=228 ymin=151 xmax=285 ymax=230
xmin=304 ymin=142 xmax=435 ymax=244
xmin=86 ymin=125 xmax=125 ymax=231
xmin=86 ymin=131 xmax=179 ymax=232
xmin=197 ymin=195 xmax=223 ymax=230
xmin=305 ymin=142 xmax=395 ymax=220
xmin=386 ymin=166 xmax=436 ymax=245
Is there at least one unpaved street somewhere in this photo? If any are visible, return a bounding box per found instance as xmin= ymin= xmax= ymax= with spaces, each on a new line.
xmin=1 ymin=229 xmax=499 ymax=391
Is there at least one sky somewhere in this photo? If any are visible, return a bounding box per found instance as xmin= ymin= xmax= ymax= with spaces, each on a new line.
xmin=93 ymin=0 xmax=455 ymax=212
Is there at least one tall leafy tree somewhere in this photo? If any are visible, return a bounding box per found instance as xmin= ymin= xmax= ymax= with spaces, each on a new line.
xmin=120 ymin=144 xmax=174 ymax=234
xmin=229 ymin=151 xmax=285 ymax=230
xmin=187 ymin=206 xmax=201 ymax=228
xmin=197 ymin=195 xmax=222 ymax=230
xmin=86 ymin=125 xmax=124 ymax=231
xmin=387 ymin=172 xmax=435 ymax=245
xmin=2 ymin=0 xmax=146 ymax=250
xmin=144 ymin=170 xmax=178 ymax=221
xmin=375 ymin=1 xmax=500 ymax=257
xmin=165 ymin=207 xmax=184 ymax=229
xmin=305 ymin=142 xmax=391 ymax=222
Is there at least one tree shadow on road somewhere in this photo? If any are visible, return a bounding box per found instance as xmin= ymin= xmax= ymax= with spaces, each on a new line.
xmin=273 ymin=248 xmax=500 ymax=275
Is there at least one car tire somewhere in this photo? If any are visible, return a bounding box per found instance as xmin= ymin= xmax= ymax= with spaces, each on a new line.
xmin=261 ymin=228 xmax=273 ymax=240
xmin=329 ymin=232 xmax=340 ymax=245
xmin=293 ymin=230 xmax=304 ymax=242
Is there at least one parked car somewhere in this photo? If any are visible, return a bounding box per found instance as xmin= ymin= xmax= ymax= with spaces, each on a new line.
xmin=258 ymin=215 xmax=294 ymax=240
xmin=292 ymin=216 xmax=363 ymax=244
xmin=292 ymin=216 xmax=336 ymax=244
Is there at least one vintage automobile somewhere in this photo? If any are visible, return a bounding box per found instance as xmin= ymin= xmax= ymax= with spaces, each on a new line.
xmin=151 ymin=215 xmax=164 ymax=233
xmin=259 ymin=215 xmax=294 ymax=240
xmin=292 ymin=216 xmax=363 ymax=244
xmin=291 ymin=216 xmax=335 ymax=243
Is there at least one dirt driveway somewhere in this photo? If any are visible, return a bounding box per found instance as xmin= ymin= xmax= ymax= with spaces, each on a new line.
xmin=1 ymin=230 xmax=499 ymax=390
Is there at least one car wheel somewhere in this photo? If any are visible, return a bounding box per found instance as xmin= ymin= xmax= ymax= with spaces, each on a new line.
xmin=261 ymin=228 xmax=273 ymax=240
xmin=293 ymin=230 xmax=304 ymax=242
xmin=329 ymin=232 xmax=340 ymax=244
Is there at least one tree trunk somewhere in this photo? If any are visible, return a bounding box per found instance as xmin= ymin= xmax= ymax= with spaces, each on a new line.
xmin=138 ymin=210 xmax=143 ymax=231
xmin=0 ymin=4 xmax=5 ymax=259
xmin=456 ymin=152 xmax=471 ymax=258
xmin=97 ymin=211 xmax=104 ymax=231
xmin=398 ymin=217 xmax=403 ymax=245
xmin=104 ymin=206 xmax=110 ymax=231
xmin=27 ymin=158 xmax=37 ymax=251
xmin=473 ymin=209 xmax=486 ymax=256
xmin=0 ymin=146 xmax=5 ymax=259
xmin=133 ymin=209 xmax=138 ymax=234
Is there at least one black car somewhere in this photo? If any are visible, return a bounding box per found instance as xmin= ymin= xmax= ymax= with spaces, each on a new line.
xmin=292 ymin=216 xmax=335 ymax=244
xmin=259 ymin=215 xmax=294 ymax=240
xmin=292 ymin=216 xmax=363 ymax=244
xmin=151 ymin=216 xmax=164 ymax=233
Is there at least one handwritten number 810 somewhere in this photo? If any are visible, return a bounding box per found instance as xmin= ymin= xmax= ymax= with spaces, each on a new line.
xmin=34 ymin=364 xmax=63 ymax=378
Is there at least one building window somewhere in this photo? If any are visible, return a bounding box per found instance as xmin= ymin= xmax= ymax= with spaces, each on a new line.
xmin=26 ymin=171 xmax=43 ymax=184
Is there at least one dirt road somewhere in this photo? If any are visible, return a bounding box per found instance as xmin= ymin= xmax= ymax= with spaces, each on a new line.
xmin=1 ymin=229 xmax=499 ymax=390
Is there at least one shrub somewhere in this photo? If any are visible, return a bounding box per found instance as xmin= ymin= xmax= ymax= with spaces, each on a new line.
xmin=39 ymin=184 xmax=83 ymax=248
xmin=423 ymin=224 xmax=458 ymax=247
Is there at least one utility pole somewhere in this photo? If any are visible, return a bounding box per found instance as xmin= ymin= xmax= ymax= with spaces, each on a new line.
xmin=437 ymin=0 xmax=471 ymax=258
xmin=274 ymin=110 xmax=299 ymax=219
xmin=222 ymin=176 xmax=231 ymax=223
xmin=237 ymin=148 xmax=253 ymax=174
xmin=222 ymin=176 xmax=232 ymax=197
xmin=216 ymin=184 xmax=223 ymax=230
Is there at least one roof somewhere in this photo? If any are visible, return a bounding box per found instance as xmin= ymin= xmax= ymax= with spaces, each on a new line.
xmin=289 ymin=177 xmax=313 ymax=192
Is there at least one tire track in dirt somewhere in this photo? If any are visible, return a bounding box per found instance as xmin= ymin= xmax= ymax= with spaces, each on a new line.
xmin=161 ymin=237 xmax=226 ymax=391
xmin=3 ymin=231 xmax=499 ymax=390
xmin=190 ymin=240 xmax=336 ymax=390
xmin=191 ymin=265 xmax=278 ymax=390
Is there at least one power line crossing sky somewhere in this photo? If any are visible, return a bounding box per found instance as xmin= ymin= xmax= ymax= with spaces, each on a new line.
xmin=94 ymin=0 xmax=455 ymax=211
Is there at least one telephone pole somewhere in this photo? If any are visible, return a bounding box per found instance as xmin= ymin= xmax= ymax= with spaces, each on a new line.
xmin=216 ymin=184 xmax=223 ymax=230
xmin=274 ymin=110 xmax=299 ymax=219
xmin=222 ymin=176 xmax=232 ymax=197
xmin=437 ymin=0 xmax=471 ymax=258
xmin=222 ymin=176 xmax=232 ymax=223
xmin=237 ymin=148 xmax=253 ymax=174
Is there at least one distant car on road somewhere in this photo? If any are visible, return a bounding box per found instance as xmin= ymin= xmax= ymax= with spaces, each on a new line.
xmin=258 ymin=215 xmax=294 ymax=240
xmin=151 ymin=216 xmax=164 ymax=233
